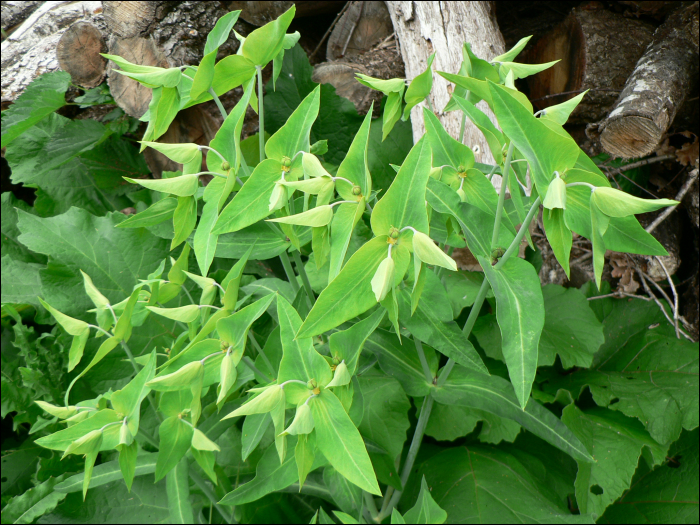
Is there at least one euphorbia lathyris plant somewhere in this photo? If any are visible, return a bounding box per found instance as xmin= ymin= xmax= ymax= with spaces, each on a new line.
xmin=19 ymin=7 xmax=692 ymax=525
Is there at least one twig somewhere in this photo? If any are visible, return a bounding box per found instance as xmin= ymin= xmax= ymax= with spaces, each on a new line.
xmin=634 ymin=267 xmax=693 ymax=341
xmin=341 ymin=1 xmax=364 ymax=57
xmin=529 ymin=88 xmax=621 ymax=103
xmin=654 ymin=256 xmax=680 ymax=339
xmin=310 ymin=2 xmax=351 ymax=59
xmin=597 ymin=154 xmax=676 ymax=174
xmin=645 ymin=168 xmax=698 ymax=234
xmin=587 ymin=292 xmax=652 ymax=301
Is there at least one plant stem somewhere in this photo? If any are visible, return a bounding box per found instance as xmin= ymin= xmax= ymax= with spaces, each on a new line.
xmin=279 ymin=251 xmax=300 ymax=294
xmin=256 ymin=66 xmax=265 ymax=162
xmin=491 ymin=142 xmax=514 ymax=249
xmin=247 ymin=332 xmax=274 ymax=373
xmin=208 ymin=87 xmax=228 ymax=121
xmin=137 ymin=429 xmax=159 ymax=449
xmin=494 ymin=196 xmax=541 ymax=270
xmin=460 ymin=278 xmax=490 ymax=336
xmin=120 ymin=341 xmax=162 ymax=422
xmin=377 ymin=396 xmax=435 ymax=521
xmin=242 ymin=356 xmax=273 ymax=383
xmin=364 ymin=492 xmax=379 ymax=521
xmin=459 ymin=112 xmax=467 ymax=143
xmin=414 ymin=338 xmax=433 ymax=384
xmin=190 ymin=469 xmax=235 ymax=524
xmin=292 ymin=250 xmax=315 ymax=307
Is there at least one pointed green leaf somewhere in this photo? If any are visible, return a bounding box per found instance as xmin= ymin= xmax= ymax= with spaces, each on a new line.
xmin=38 ymin=298 xmax=88 ymax=335
xmin=451 ymin=95 xmax=505 ymax=163
xmin=146 ymin=304 xmax=200 ymax=323
xmin=265 ymin=85 xmax=321 ymax=162
xmin=328 ymin=200 xmax=364 ymax=281
xmin=371 ymin=136 xmax=431 ymax=236
xmin=498 ymin=60 xmax=559 ymax=80
xmin=424 ymin=108 xmax=474 ymax=171
xmin=403 ymin=53 xmax=435 ymax=120
xmin=155 ymin=416 xmax=194 ymax=482
xmin=329 ymin=308 xmax=385 ymax=375
xmin=296 ymin=433 xmax=316 ymax=489
xmin=268 ymin=205 xmax=334 ymax=227
xmin=166 ymin=459 xmax=194 ymax=524
xmin=310 ymin=389 xmax=381 ymax=495
xmin=117 ymin=197 xmax=178 ymax=229
xmin=479 ymin=256 xmax=544 ymax=408
xmin=540 ymin=90 xmax=588 ymax=125
xmin=335 ymin=109 xmax=373 ymax=200
xmin=124 ymin=173 xmax=200 ymax=197
xmin=403 ymin=476 xmax=448 ymax=524
xmin=432 ymin=366 xmax=593 ymax=462
xmin=592 ymin=187 xmax=677 ymax=218
xmin=241 ymin=6 xmax=295 ymax=66
xmin=492 ymin=36 xmax=533 ymax=63
xmin=242 ymin=414 xmax=271 ymax=461
xmin=171 ymin=195 xmax=197 ymax=250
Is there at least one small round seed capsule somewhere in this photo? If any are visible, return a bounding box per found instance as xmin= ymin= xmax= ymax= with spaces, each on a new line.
xmin=389 ymin=227 xmax=400 ymax=240
xmin=281 ymin=156 xmax=291 ymax=168
xmin=352 ymin=185 xmax=362 ymax=195
xmin=221 ymin=161 xmax=230 ymax=171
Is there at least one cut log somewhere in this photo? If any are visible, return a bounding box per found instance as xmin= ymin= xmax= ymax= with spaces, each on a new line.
xmin=1 ymin=1 xmax=104 ymax=103
xmin=599 ymin=3 xmax=699 ymax=159
xmin=106 ymin=36 xmax=169 ymax=118
xmin=523 ymin=6 xmax=655 ymax=124
xmin=57 ymin=22 xmax=107 ymax=88
xmin=385 ymin=1 xmax=506 ymax=169
xmin=326 ymin=1 xmax=394 ymax=60
xmin=228 ymin=1 xmax=341 ymax=26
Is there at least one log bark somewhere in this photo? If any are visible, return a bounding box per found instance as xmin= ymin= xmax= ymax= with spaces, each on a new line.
xmin=1 ymin=1 xmax=105 ymax=103
xmin=385 ymin=1 xmax=506 ymax=169
xmin=523 ymin=6 xmax=655 ymax=124
xmin=599 ymin=2 xmax=699 ymax=159
xmin=56 ymin=21 xmax=107 ymax=88
xmin=227 ymin=1 xmax=341 ymax=26
xmin=326 ymin=1 xmax=394 ymax=60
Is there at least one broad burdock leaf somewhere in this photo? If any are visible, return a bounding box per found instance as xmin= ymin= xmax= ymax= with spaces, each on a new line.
xmin=1 ymin=71 xmax=70 ymax=147
xmin=0 ymin=475 xmax=67 ymax=524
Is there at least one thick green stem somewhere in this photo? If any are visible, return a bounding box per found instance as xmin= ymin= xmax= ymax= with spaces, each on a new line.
xmin=190 ymin=469 xmax=235 ymax=524
xmin=364 ymin=492 xmax=379 ymax=521
xmin=279 ymin=251 xmax=300 ymax=294
xmin=491 ymin=142 xmax=514 ymax=249
xmin=292 ymin=250 xmax=315 ymax=307
xmin=414 ymin=338 xmax=433 ymax=384
xmin=242 ymin=356 xmax=273 ymax=383
xmin=377 ymin=396 xmax=435 ymax=521
xmin=208 ymin=87 xmax=228 ymax=121
xmin=256 ymin=66 xmax=265 ymax=162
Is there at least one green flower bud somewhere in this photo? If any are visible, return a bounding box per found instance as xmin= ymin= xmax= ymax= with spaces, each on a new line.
xmin=307 ymin=378 xmax=318 ymax=390
xmin=371 ymin=256 xmax=395 ymax=302
xmin=412 ymin=231 xmax=458 ymax=271
xmin=456 ymin=188 xmax=467 ymax=202
xmin=62 ymin=429 xmax=103 ymax=459
xmin=146 ymin=361 xmax=204 ymax=392
xmin=217 ymin=352 xmax=237 ymax=405
xmin=352 ymin=185 xmax=362 ymax=196
xmin=119 ymin=420 xmax=133 ymax=447
xmin=221 ymin=160 xmax=231 ymax=171
xmin=326 ymin=361 xmax=351 ymax=388
xmin=542 ymin=176 xmax=567 ymax=210
xmin=281 ymin=404 xmax=314 ymax=436
xmin=458 ymin=165 xmax=465 ymax=173
xmin=389 ymin=227 xmax=400 ymax=240
xmin=268 ymin=182 xmax=287 ymax=212
xmin=281 ymin=156 xmax=292 ymax=168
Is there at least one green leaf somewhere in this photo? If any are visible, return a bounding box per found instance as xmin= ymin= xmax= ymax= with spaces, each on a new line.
xmin=492 ymin=36 xmax=532 ymax=63
xmin=542 ymin=208 xmax=572 ymax=278
xmin=408 ymin=441 xmax=593 ymax=523
xmin=146 ymin=304 xmax=200 ymax=323
xmin=488 ymin=81 xmax=579 ymax=199
xmin=425 ymin=401 xmax=520 ymax=444
xmin=296 ymin=433 xmax=315 ymax=489
xmin=268 ymin=205 xmax=334 ymax=227
xmin=561 ymin=405 xmax=668 ymax=519
xmin=540 ymin=90 xmax=588 ymax=125
xmin=111 ymin=351 xmax=156 ymax=420
xmin=424 ymin=108 xmax=474 ymax=171
xmin=54 ymin=453 xmax=157 ymax=493
xmin=328 ymin=200 xmax=364 ymax=281
xmin=37 ymin=298 xmax=88 ymax=335
xmin=364 ymin=328 xmax=437 ymax=397
xmin=335 ymin=109 xmax=373 ymax=201
xmin=142 ymin=86 xmax=181 ymax=144
xmin=241 ymin=6 xmax=295 ymax=66
xmin=225 ymin=385 xmax=285 ymax=419
xmin=403 ymin=53 xmax=435 ymax=120
xmin=277 ymin=296 xmax=332 ymax=398
xmin=124 ymin=173 xmax=200 ymax=197
xmin=433 ymin=366 xmax=593 ymax=462
xmin=118 ymin=441 xmax=138 ymax=492
xmin=357 ymin=372 xmax=410 ymax=462
xmin=147 ymin=361 xmax=203 ymax=392
xmin=599 ymin=429 xmax=698 ymax=524
xmin=310 ymin=389 xmax=381 ymax=495
xmin=154 ymin=416 xmax=194 ymax=481
xmin=479 ymin=256 xmax=544 ymax=408
xmin=118 ymin=198 xmax=178 ymax=229
xmin=298 ymin=237 xmax=389 ymax=338
xmin=170 ymin=196 xmax=197 ymax=249
xmin=190 ymin=51 xmax=218 ymax=101
xmin=329 ymin=308 xmax=385 ymax=375
xmin=542 ymin=326 xmax=698 ymax=445
xmin=498 ymin=60 xmax=559 ymax=80
xmin=213 ymin=159 xmax=282 ymax=234
xmin=241 ymin=414 xmax=271 ymax=461
xmin=35 ymin=409 xmax=122 ymax=451
xmin=219 ymin=435 xmax=302 ymax=505
xmin=1 ymin=476 xmax=67 ymax=524
xmin=451 ymin=95 xmax=505 ymax=163
xmin=371 ymin=136 xmax=432 ymax=236
xmin=397 ymin=291 xmax=488 ymax=375
xmin=403 ymin=476 xmax=448 ymax=524
xmin=166 ymin=459 xmax=194 ymax=524
xmin=266 ymin=85 xmax=321 ymax=162
xmin=324 ymin=466 xmax=362 ymax=515
xmin=592 ymin=187 xmax=677 ymax=218
xmin=1 ymin=71 xmax=70 ymax=147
